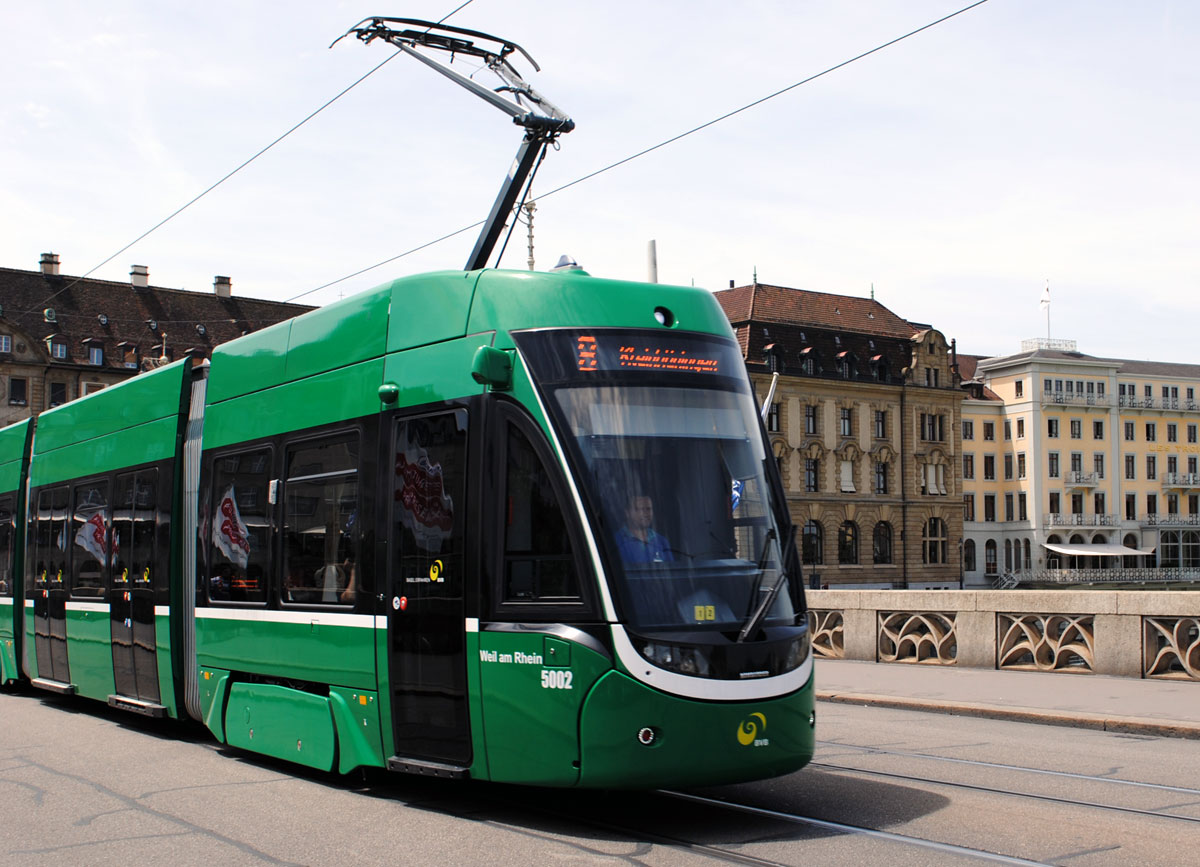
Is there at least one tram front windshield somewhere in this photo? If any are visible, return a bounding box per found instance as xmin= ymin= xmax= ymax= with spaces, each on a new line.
xmin=516 ymin=329 xmax=798 ymax=634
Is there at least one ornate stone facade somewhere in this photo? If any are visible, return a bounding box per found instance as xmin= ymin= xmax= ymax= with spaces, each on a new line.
xmin=716 ymin=282 xmax=965 ymax=588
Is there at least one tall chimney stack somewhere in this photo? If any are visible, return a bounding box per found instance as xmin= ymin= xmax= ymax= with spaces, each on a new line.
xmin=40 ymin=253 xmax=60 ymax=276
xmin=131 ymin=264 xmax=149 ymax=289
xmin=214 ymin=275 xmax=232 ymax=297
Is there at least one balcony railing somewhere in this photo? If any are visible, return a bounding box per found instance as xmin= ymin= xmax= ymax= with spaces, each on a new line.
xmin=1144 ymin=514 xmax=1200 ymax=527
xmin=1064 ymin=470 xmax=1099 ymax=487
xmin=1162 ymin=472 xmax=1200 ymax=489
xmin=1007 ymin=567 xmax=1200 ymax=585
xmin=1044 ymin=513 xmax=1119 ymax=527
xmin=1042 ymin=392 xmax=1111 ymax=407
xmin=1118 ymin=396 xmax=1200 ymax=412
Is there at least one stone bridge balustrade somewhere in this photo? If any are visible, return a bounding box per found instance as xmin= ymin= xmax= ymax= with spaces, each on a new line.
xmin=806 ymin=590 xmax=1199 ymax=681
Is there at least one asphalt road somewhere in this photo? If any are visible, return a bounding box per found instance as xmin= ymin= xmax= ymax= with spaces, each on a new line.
xmin=2 ymin=686 xmax=1198 ymax=866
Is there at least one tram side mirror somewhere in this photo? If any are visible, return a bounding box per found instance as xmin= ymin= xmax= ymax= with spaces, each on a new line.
xmin=471 ymin=346 xmax=513 ymax=390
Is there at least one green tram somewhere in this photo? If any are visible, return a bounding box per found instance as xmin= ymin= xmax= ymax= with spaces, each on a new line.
xmin=0 ymin=267 xmax=814 ymax=787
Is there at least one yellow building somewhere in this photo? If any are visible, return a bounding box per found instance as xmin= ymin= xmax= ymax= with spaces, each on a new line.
xmin=961 ymin=338 xmax=1200 ymax=588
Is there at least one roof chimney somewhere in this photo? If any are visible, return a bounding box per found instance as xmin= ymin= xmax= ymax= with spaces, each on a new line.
xmin=131 ymin=264 xmax=149 ymax=289
xmin=214 ymin=275 xmax=232 ymax=297
xmin=40 ymin=253 xmax=60 ymax=276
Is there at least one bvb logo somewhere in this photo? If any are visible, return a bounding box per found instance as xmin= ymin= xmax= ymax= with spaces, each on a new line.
xmin=428 ymin=560 xmax=444 ymax=582
xmin=736 ymin=712 xmax=767 ymax=746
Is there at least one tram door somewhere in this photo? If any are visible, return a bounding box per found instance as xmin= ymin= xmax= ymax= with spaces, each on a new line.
xmin=31 ymin=486 xmax=70 ymax=685
xmin=385 ymin=411 xmax=471 ymax=770
xmin=109 ymin=470 xmax=161 ymax=705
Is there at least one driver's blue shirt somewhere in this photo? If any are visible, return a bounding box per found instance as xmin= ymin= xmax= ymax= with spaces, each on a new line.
xmin=616 ymin=527 xmax=674 ymax=563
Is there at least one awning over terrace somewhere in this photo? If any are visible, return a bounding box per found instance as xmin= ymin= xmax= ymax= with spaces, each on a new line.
xmin=1042 ymin=543 xmax=1155 ymax=557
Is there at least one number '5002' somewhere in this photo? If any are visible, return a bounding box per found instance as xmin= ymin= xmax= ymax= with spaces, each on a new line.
xmin=541 ymin=670 xmax=574 ymax=689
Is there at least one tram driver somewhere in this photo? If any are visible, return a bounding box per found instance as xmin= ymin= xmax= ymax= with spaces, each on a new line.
xmin=616 ymin=493 xmax=674 ymax=564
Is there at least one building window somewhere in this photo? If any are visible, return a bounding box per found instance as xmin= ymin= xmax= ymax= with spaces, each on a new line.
xmin=1096 ymin=492 xmax=1107 ymax=515
xmin=964 ymin=539 xmax=977 ymax=572
xmin=874 ymin=411 xmax=887 ymax=439
xmin=921 ymin=414 xmax=945 ymax=442
xmin=1147 ymin=493 xmax=1158 ymax=516
xmin=840 ymin=408 xmax=853 ymax=438
xmin=88 ymin=345 xmax=104 ymax=366
xmin=8 ymin=377 xmax=27 ymax=406
xmin=1190 ymin=424 xmax=1198 ymax=444
xmin=983 ymin=455 xmax=996 ymax=480
xmin=50 ymin=341 xmax=67 ymax=360
xmin=1094 ymin=453 xmax=1104 ymax=478
xmin=1017 ymin=452 xmax=1026 ymax=478
xmin=1019 ymin=492 xmax=1028 ymax=521
xmin=1070 ymin=419 xmax=1082 ymax=439
xmin=840 ymin=460 xmax=856 ymax=492
xmin=962 ymin=454 xmax=974 ymax=479
xmin=805 ymin=459 xmax=819 ymax=493
xmin=0 ymin=334 xmax=10 ymax=353
xmin=1003 ymin=420 xmax=1012 ymax=441
xmin=962 ymin=420 xmax=974 ymax=440
xmin=1004 ymin=454 xmax=1014 ymax=480
xmin=1016 ymin=418 xmax=1025 ymax=438
xmin=923 ymin=517 xmax=948 ymax=564
xmin=985 ymin=539 xmax=997 ymax=575
xmin=873 ymin=522 xmax=893 ymax=564
xmin=1125 ymin=454 xmax=1136 ymax=479
xmin=1124 ymin=422 xmax=1135 ymax=441
xmin=964 ymin=494 xmax=975 ymax=521
xmin=983 ymin=422 xmax=995 ymax=441
xmin=1168 ymin=423 xmax=1178 ymax=443
xmin=984 ymin=494 xmax=996 ymax=522
xmin=1049 ymin=492 xmax=1061 ymax=514
xmin=1147 ymin=455 xmax=1157 ymax=480
xmin=1048 ymin=452 xmax=1060 ymax=478
xmin=1004 ymin=493 xmax=1014 ymax=522
xmin=805 ymin=405 xmax=818 ymax=435
xmin=1047 ymin=418 xmax=1059 ymax=438
xmin=838 ymin=521 xmax=859 ymax=564
xmin=802 ymin=520 xmax=823 ymax=565
xmin=1093 ymin=420 xmax=1103 ymax=439
xmin=874 ymin=461 xmax=888 ymax=494
xmin=1146 ymin=422 xmax=1157 ymax=442
xmin=1070 ymin=452 xmax=1083 ymax=475
xmin=48 ymin=382 xmax=67 ymax=407
xmin=1168 ymin=455 xmax=1178 ymax=476
xmin=1125 ymin=494 xmax=1136 ymax=520
xmin=1015 ymin=379 xmax=1024 ymax=397
xmin=767 ymin=403 xmax=780 ymax=433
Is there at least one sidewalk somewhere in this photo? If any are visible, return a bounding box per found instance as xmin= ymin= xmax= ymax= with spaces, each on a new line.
xmin=813 ymin=658 xmax=1200 ymax=739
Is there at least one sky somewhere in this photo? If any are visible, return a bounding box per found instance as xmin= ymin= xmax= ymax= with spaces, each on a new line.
xmin=2 ymin=1 xmax=1198 ymax=362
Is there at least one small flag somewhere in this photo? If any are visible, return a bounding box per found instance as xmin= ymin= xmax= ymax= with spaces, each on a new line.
xmin=1039 ymin=284 xmax=1050 ymax=310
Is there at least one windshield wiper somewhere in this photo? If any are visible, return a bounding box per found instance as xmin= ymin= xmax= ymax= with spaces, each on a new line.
xmin=736 ymin=525 xmax=795 ymax=643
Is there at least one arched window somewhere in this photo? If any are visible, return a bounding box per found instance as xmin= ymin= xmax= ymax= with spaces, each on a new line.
xmin=1123 ymin=533 xmax=1139 ymax=569
xmin=964 ymin=538 xmax=976 ymax=572
xmin=923 ymin=517 xmax=948 ymax=564
xmin=802 ymin=520 xmax=823 ymax=565
xmin=838 ymin=521 xmax=858 ymax=564
xmin=1046 ymin=534 xmax=1062 ymax=569
xmin=873 ymin=522 xmax=893 ymax=565
xmin=984 ymin=539 xmax=997 ymax=575
xmin=1184 ymin=531 xmax=1200 ymax=568
xmin=1069 ymin=533 xmax=1086 ymax=570
xmin=1004 ymin=538 xmax=1013 ymax=571
xmin=1023 ymin=539 xmax=1031 ymax=570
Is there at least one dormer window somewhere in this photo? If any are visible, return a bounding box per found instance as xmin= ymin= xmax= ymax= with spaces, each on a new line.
xmin=88 ymin=346 xmax=104 ymax=366
xmin=117 ymin=341 xmax=139 ymax=369
xmin=0 ymin=334 xmax=11 ymax=354
xmin=46 ymin=334 xmax=67 ymax=360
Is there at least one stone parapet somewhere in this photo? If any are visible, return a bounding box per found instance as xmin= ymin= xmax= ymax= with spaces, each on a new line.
xmin=805 ymin=589 xmax=1199 ymax=681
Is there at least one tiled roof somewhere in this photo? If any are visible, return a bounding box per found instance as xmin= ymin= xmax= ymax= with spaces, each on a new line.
xmin=714 ymin=283 xmax=919 ymax=339
xmin=0 ymin=264 xmax=313 ymax=369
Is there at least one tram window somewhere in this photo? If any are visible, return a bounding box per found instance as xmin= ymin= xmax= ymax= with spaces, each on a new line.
xmin=33 ymin=487 xmax=69 ymax=590
xmin=71 ymin=480 xmax=110 ymax=598
xmin=208 ymin=448 xmax=272 ymax=603
xmin=502 ymin=422 xmax=579 ymax=603
xmin=113 ymin=470 xmax=157 ymax=589
xmin=393 ymin=412 xmax=467 ymax=589
xmin=282 ymin=435 xmax=359 ymax=605
xmin=0 ymin=495 xmax=13 ymax=596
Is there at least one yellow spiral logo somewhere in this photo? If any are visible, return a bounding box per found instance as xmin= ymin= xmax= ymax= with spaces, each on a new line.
xmin=736 ymin=712 xmax=767 ymax=746
xmin=429 ymin=560 xmax=443 ymax=582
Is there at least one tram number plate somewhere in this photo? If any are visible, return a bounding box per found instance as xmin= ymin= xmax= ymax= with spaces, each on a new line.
xmin=540 ymin=670 xmax=574 ymax=690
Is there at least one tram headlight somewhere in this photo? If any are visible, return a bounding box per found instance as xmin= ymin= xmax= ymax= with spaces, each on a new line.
xmin=784 ymin=630 xmax=812 ymax=671
xmin=637 ymin=640 xmax=711 ymax=677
